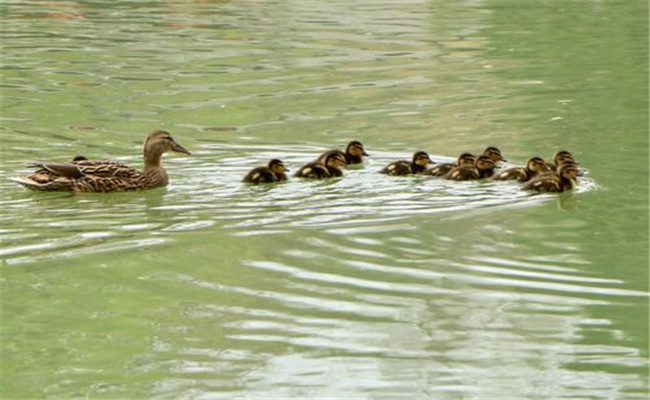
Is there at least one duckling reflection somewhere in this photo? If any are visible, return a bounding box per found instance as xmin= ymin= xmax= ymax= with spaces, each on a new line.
xmin=295 ymin=150 xmax=347 ymax=179
xmin=243 ymin=159 xmax=289 ymax=184
xmin=380 ymin=151 xmax=433 ymax=176
xmin=492 ymin=156 xmax=551 ymax=182
xmin=426 ymin=152 xmax=475 ymax=177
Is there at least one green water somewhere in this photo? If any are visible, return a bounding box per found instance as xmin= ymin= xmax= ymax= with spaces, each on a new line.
xmin=1 ymin=0 xmax=648 ymax=398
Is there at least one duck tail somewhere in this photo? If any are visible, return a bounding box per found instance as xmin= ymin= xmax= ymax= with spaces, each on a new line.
xmin=9 ymin=177 xmax=52 ymax=191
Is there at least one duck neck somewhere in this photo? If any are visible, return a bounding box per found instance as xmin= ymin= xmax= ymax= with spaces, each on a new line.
xmin=411 ymin=163 xmax=426 ymax=174
xmin=143 ymin=149 xmax=164 ymax=172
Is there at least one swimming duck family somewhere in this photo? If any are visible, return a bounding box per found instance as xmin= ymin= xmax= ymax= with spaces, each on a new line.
xmin=12 ymin=135 xmax=582 ymax=194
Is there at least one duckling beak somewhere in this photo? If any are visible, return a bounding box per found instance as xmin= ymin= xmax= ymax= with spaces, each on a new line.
xmin=171 ymin=142 xmax=191 ymax=155
xmin=362 ymin=150 xmax=369 ymax=156
xmin=577 ymin=170 xmax=584 ymax=177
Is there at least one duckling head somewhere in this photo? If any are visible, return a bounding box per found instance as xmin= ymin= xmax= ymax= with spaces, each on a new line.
xmin=526 ymin=157 xmax=551 ymax=173
xmin=346 ymin=140 xmax=369 ymax=157
xmin=475 ymin=155 xmax=496 ymax=172
xmin=269 ymin=159 xmax=289 ymax=174
xmin=413 ymin=151 xmax=433 ymax=167
xmin=323 ymin=150 xmax=347 ymax=169
xmin=558 ymin=162 xmax=581 ymax=180
xmin=482 ymin=146 xmax=507 ymax=163
xmin=457 ymin=152 xmax=476 ymax=168
xmin=144 ymin=130 xmax=191 ymax=157
xmin=553 ymin=150 xmax=575 ymax=166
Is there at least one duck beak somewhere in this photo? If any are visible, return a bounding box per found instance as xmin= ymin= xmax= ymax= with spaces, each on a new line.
xmin=577 ymin=170 xmax=584 ymax=177
xmin=171 ymin=141 xmax=191 ymax=155
xmin=362 ymin=150 xmax=369 ymax=156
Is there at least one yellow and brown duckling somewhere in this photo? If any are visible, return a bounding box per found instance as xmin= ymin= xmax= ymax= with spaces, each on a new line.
xmin=426 ymin=152 xmax=475 ymax=177
xmin=316 ymin=141 xmax=369 ymax=166
xmin=295 ymin=150 xmax=347 ymax=179
xmin=243 ymin=159 xmax=289 ymax=184
xmin=380 ymin=151 xmax=433 ymax=176
xmin=479 ymin=146 xmax=507 ymax=165
xmin=444 ymin=155 xmax=497 ymax=181
xmin=343 ymin=140 xmax=369 ymax=165
xmin=546 ymin=150 xmax=576 ymax=171
xmin=492 ymin=156 xmax=551 ymax=182
xmin=522 ymin=162 xmax=581 ymax=193
xmin=11 ymin=130 xmax=191 ymax=192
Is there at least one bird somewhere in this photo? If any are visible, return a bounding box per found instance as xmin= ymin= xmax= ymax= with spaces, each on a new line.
xmin=492 ymin=156 xmax=551 ymax=182
xmin=444 ymin=155 xmax=497 ymax=180
xmin=10 ymin=130 xmax=190 ymax=192
xmin=380 ymin=151 xmax=433 ymax=176
xmin=426 ymin=152 xmax=476 ymax=177
xmin=294 ymin=150 xmax=347 ymax=179
xmin=479 ymin=146 xmax=507 ymax=164
xmin=522 ymin=162 xmax=581 ymax=193
xmin=316 ymin=141 xmax=369 ymax=166
xmin=546 ymin=150 xmax=577 ymax=171
xmin=242 ymin=159 xmax=289 ymax=184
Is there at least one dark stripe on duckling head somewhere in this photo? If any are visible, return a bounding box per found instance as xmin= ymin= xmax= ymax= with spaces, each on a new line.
xmin=457 ymin=152 xmax=476 ymax=167
xmin=526 ymin=157 xmax=551 ymax=173
xmin=346 ymin=141 xmax=369 ymax=157
xmin=482 ymin=146 xmax=506 ymax=162
xmin=413 ymin=151 xmax=433 ymax=167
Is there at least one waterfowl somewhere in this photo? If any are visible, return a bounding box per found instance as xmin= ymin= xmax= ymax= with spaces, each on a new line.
xmin=492 ymin=156 xmax=551 ymax=182
xmin=426 ymin=152 xmax=475 ymax=177
xmin=444 ymin=155 xmax=496 ymax=181
xmin=242 ymin=159 xmax=289 ymax=184
xmin=11 ymin=130 xmax=191 ymax=192
xmin=343 ymin=140 xmax=369 ymax=165
xmin=380 ymin=151 xmax=433 ymax=176
xmin=522 ymin=162 xmax=581 ymax=193
xmin=546 ymin=150 xmax=576 ymax=171
xmin=480 ymin=146 xmax=507 ymax=164
xmin=294 ymin=150 xmax=347 ymax=179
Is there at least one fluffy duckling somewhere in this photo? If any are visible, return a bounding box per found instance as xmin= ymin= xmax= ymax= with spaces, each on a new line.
xmin=426 ymin=152 xmax=475 ymax=177
xmin=243 ymin=159 xmax=289 ymax=184
xmin=380 ymin=151 xmax=433 ymax=176
xmin=295 ymin=150 xmax=347 ymax=179
xmin=492 ymin=156 xmax=551 ymax=182
xmin=522 ymin=162 xmax=581 ymax=193
xmin=343 ymin=140 xmax=369 ymax=165
xmin=479 ymin=146 xmax=507 ymax=165
xmin=11 ymin=130 xmax=191 ymax=192
xmin=546 ymin=150 xmax=576 ymax=171
xmin=445 ymin=155 xmax=496 ymax=181
xmin=316 ymin=141 xmax=369 ymax=166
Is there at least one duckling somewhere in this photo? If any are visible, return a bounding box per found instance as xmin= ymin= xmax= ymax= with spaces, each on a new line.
xmin=11 ymin=130 xmax=191 ymax=192
xmin=546 ymin=150 xmax=576 ymax=171
xmin=477 ymin=146 xmax=507 ymax=165
xmin=426 ymin=152 xmax=475 ymax=177
xmin=243 ymin=159 xmax=289 ymax=184
xmin=380 ymin=151 xmax=433 ymax=176
xmin=444 ymin=155 xmax=496 ymax=181
xmin=492 ymin=156 xmax=551 ymax=182
xmin=343 ymin=140 xmax=369 ymax=165
xmin=522 ymin=162 xmax=581 ymax=193
xmin=295 ymin=150 xmax=347 ymax=179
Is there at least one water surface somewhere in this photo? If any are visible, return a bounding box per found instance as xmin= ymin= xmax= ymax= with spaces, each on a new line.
xmin=1 ymin=0 xmax=648 ymax=398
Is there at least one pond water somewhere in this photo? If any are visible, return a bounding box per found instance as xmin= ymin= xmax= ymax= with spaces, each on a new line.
xmin=1 ymin=0 xmax=648 ymax=398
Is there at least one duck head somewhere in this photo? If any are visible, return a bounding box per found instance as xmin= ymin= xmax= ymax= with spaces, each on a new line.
xmin=482 ymin=146 xmax=507 ymax=163
xmin=553 ymin=150 xmax=576 ymax=167
xmin=457 ymin=152 xmax=476 ymax=168
xmin=268 ymin=159 xmax=289 ymax=174
xmin=526 ymin=157 xmax=551 ymax=174
xmin=144 ymin=130 xmax=191 ymax=157
xmin=346 ymin=140 xmax=369 ymax=157
xmin=475 ymin=155 xmax=496 ymax=172
xmin=323 ymin=150 xmax=347 ymax=169
xmin=558 ymin=162 xmax=581 ymax=181
xmin=412 ymin=151 xmax=433 ymax=167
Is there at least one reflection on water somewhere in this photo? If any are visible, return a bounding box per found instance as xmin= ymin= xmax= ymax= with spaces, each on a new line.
xmin=1 ymin=0 xmax=647 ymax=399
